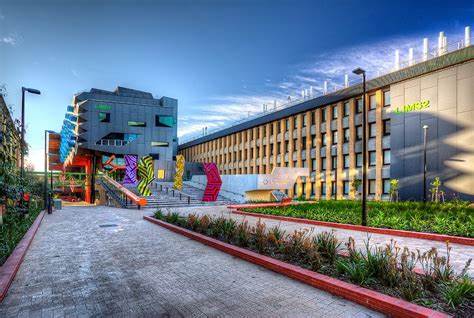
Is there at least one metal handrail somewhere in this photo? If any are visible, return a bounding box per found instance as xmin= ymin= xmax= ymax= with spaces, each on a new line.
xmin=101 ymin=175 xmax=147 ymax=208
xmin=157 ymin=184 xmax=192 ymax=205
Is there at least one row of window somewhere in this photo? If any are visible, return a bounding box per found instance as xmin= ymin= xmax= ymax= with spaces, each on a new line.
xmin=227 ymin=91 xmax=391 ymax=140
xmin=303 ymin=178 xmax=391 ymax=197
xmin=98 ymin=112 xmax=175 ymax=128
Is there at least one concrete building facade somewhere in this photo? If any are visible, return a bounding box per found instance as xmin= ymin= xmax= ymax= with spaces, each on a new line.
xmin=0 ymin=94 xmax=21 ymax=166
xmin=178 ymin=47 xmax=474 ymax=201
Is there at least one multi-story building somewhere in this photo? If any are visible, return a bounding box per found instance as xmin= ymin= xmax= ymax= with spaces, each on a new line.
xmin=178 ymin=46 xmax=474 ymax=201
xmin=55 ymin=86 xmax=178 ymax=202
xmin=0 ymin=94 xmax=21 ymax=166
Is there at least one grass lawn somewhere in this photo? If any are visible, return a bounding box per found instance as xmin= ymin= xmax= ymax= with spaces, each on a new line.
xmin=0 ymin=207 xmax=42 ymax=266
xmin=242 ymin=200 xmax=474 ymax=238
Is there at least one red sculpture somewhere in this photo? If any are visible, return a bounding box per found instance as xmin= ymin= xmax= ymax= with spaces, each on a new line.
xmin=202 ymin=163 xmax=222 ymax=202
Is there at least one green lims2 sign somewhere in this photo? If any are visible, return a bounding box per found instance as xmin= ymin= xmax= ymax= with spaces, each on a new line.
xmin=392 ymin=100 xmax=430 ymax=114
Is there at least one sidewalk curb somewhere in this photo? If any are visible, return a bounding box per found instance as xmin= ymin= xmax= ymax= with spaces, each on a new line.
xmin=0 ymin=210 xmax=45 ymax=303
xmin=144 ymin=215 xmax=451 ymax=318
xmin=231 ymin=209 xmax=474 ymax=246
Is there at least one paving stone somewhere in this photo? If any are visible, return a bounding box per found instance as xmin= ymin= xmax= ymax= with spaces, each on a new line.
xmin=0 ymin=206 xmax=384 ymax=317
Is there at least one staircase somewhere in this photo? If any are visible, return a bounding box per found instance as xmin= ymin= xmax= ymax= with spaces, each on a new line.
xmin=99 ymin=177 xmax=235 ymax=209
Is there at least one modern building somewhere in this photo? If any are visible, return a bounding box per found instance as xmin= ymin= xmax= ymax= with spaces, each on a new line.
xmin=178 ymin=45 xmax=474 ymax=201
xmin=53 ymin=86 xmax=178 ymax=202
xmin=0 ymin=94 xmax=21 ymax=167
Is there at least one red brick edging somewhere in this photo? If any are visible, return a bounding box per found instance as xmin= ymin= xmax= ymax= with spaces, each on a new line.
xmin=144 ymin=215 xmax=450 ymax=318
xmin=0 ymin=210 xmax=45 ymax=303
xmin=231 ymin=209 xmax=474 ymax=246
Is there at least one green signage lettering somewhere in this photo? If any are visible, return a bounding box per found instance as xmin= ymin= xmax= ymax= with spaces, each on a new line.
xmin=392 ymin=100 xmax=430 ymax=114
xmin=95 ymin=104 xmax=111 ymax=111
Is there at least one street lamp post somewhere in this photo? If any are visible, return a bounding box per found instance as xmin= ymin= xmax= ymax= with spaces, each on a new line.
xmin=44 ymin=130 xmax=55 ymax=213
xmin=423 ymin=125 xmax=429 ymax=203
xmin=20 ymin=87 xmax=41 ymax=179
xmin=352 ymin=68 xmax=367 ymax=226
xmin=332 ymin=144 xmax=338 ymax=200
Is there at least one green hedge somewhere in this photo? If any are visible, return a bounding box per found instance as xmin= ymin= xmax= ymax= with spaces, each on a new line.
xmin=243 ymin=200 xmax=474 ymax=237
xmin=0 ymin=206 xmax=42 ymax=265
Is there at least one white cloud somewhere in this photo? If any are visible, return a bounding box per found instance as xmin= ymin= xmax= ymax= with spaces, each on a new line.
xmin=179 ymin=30 xmax=464 ymax=140
xmin=1 ymin=36 xmax=16 ymax=45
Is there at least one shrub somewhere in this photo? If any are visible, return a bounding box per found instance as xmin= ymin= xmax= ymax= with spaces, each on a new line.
xmin=314 ymin=231 xmax=340 ymax=263
xmin=442 ymin=276 xmax=474 ymax=308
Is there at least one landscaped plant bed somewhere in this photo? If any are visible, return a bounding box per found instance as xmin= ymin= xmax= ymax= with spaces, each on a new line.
xmin=238 ymin=200 xmax=474 ymax=239
xmin=231 ymin=209 xmax=474 ymax=246
xmin=146 ymin=211 xmax=473 ymax=318
xmin=0 ymin=208 xmax=45 ymax=302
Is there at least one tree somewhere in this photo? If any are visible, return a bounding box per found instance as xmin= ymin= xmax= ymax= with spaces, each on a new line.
xmin=351 ymin=178 xmax=361 ymax=199
xmin=389 ymin=179 xmax=399 ymax=202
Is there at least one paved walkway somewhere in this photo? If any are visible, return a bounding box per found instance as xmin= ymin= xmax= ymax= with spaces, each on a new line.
xmin=0 ymin=206 xmax=383 ymax=318
xmin=159 ymin=205 xmax=474 ymax=277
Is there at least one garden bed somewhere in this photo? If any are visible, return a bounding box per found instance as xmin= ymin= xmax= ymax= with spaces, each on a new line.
xmin=240 ymin=201 xmax=474 ymax=238
xmin=1 ymin=206 xmax=42 ymax=266
xmin=149 ymin=211 xmax=473 ymax=317
xmin=0 ymin=207 xmax=44 ymax=302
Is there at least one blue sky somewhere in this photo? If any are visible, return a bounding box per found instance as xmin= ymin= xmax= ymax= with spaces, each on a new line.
xmin=1 ymin=0 xmax=473 ymax=170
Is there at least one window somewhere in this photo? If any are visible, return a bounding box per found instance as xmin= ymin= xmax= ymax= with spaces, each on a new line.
xmin=312 ymin=136 xmax=317 ymax=148
xmin=124 ymin=133 xmax=139 ymax=142
xmin=343 ymin=181 xmax=350 ymax=195
xmin=303 ymin=159 xmax=307 ymax=168
xmin=331 ymin=181 xmax=337 ymax=196
xmin=332 ymin=106 xmax=338 ymax=120
xmin=286 ymin=119 xmax=290 ymax=130
xmin=293 ymin=160 xmax=298 ymax=167
xmin=302 ymin=137 xmax=307 ymax=149
xmin=321 ymin=182 xmax=326 ymax=196
xmin=155 ymin=115 xmax=174 ymax=127
xmin=344 ymin=102 xmax=350 ymax=117
xmin=383 ymin=119 xmax=390 ymax=136
xmin=321 ymin=133 xmax=327 ymax=146
xmin=356 ymin=98 xmax=363 ymax=113
xmin=332 ymin=131 xmax=338 ymax=144
xmin=128 ymin=121 xmax=146 ymax=127
xmin=369 ymin=123 xmax=377 ymax=138
xmin=99 ymin=112 xmax=110 ymax=123
xmin=312 ymin=159 xmax=317 ymax=170
xmin=331 ymin=156 xmax=337 ymax=170
xmin=383 ymin=149 xmax=391 ymax=165
xmin=369 ymin=151 xmax=376 ymax=166
xmin=369 ymin=95 xmax=377 ymax=110
xmin=343 ymin=128 xmax=350 ymax=143
xmin=294 ymin=117 xmax=297 ymax=128
xmin=383 ymin=91 xmax=391 ymax=107
xmin=303 ymin=114 xmax=307 ymax=127
xmin=156 ymin=169 xmax=165 ymax=179
xmin=343 ymin=154 xmax=350 ymax=169
xmin=269 ymin=124 xmax=273 ymax=136
xmin=311 ymin=182 xmax=316 ymax=196
xmin=383 ymin=179 xmax=390 ymax=194
xmin=321 ymin=158 xmax=327 ymax=170
xmin=356 ymin=153 xmax=363 ymax=167
xmin=356 ymin=125 xmax=363 ymax=140
xmin=151 ymin=141 xmax=169 ymax=147
xmin=369 ymin=180 xmax=376 ymax=195
xmin=285 ymin=141 xmax=289 ymax=153
xmin=321 ymin=108 xmax=327 ymax=122
xmin=311 ymin=112 xmax=316 ymax=125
